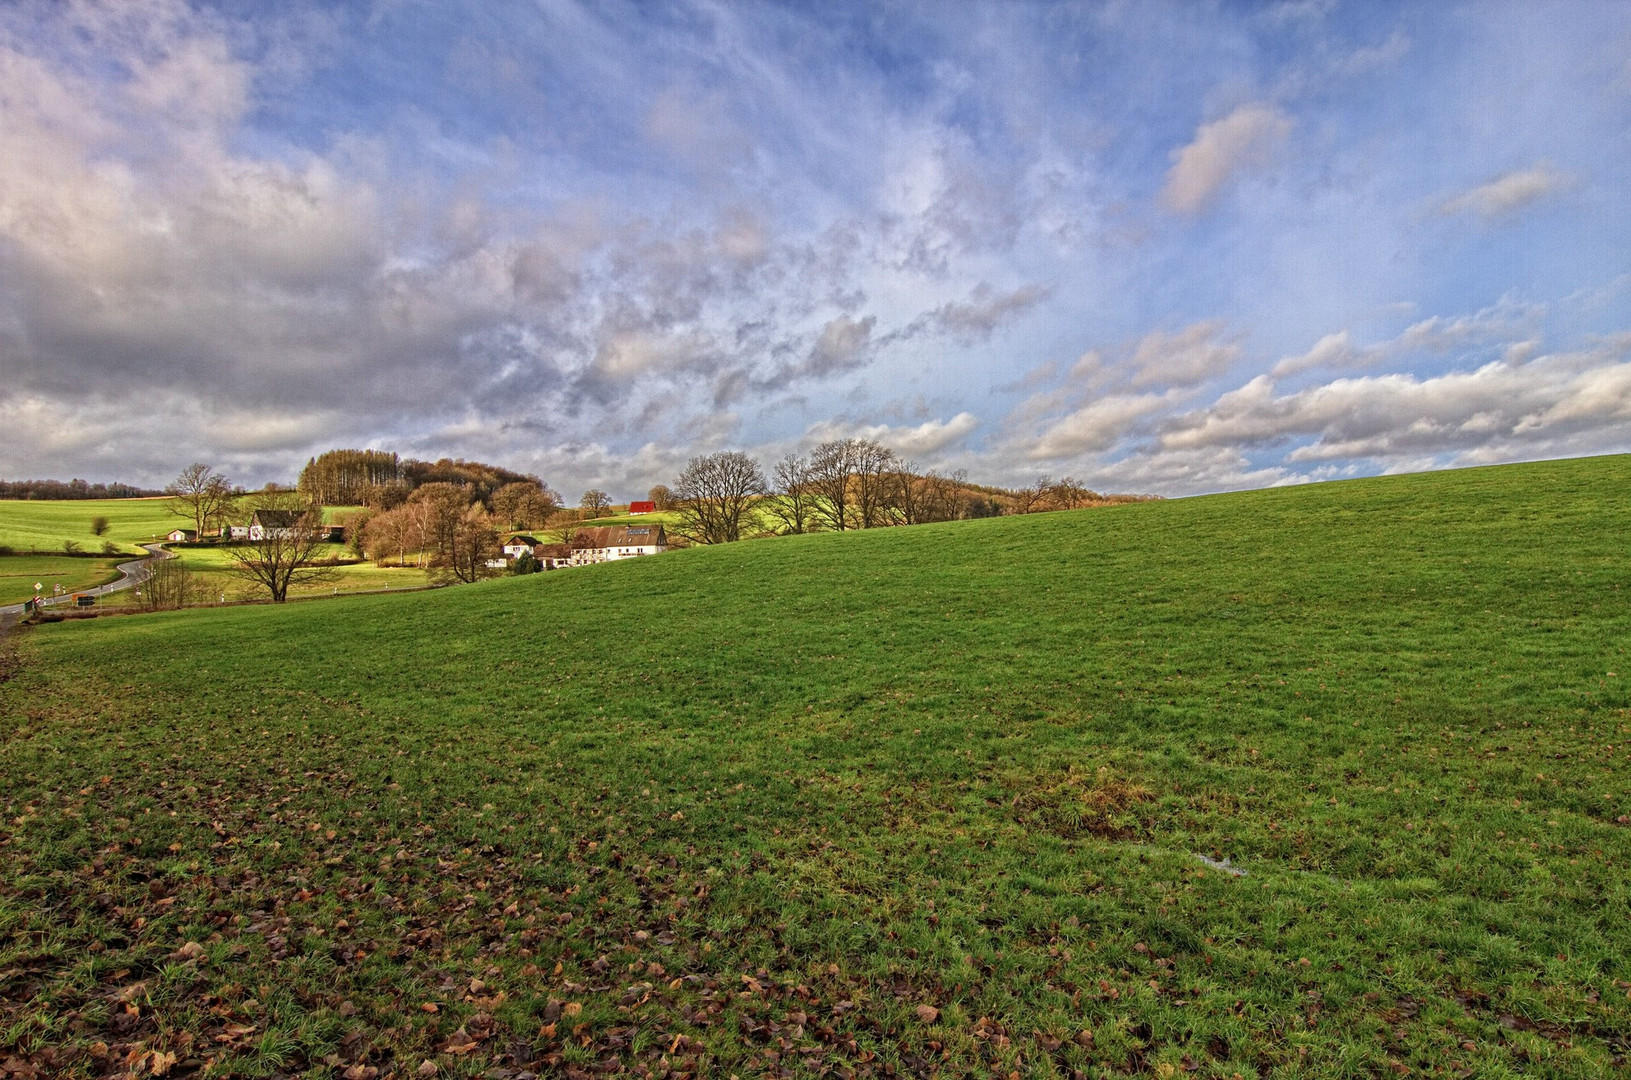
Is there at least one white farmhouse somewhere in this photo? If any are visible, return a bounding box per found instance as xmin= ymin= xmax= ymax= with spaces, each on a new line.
xmin=568 ymin=524 xmax=669 ymax=565
xmin=247 ymin=509 xmax=303 ymax=541
xmin=502 ymin=535 xmax=541 ymax=559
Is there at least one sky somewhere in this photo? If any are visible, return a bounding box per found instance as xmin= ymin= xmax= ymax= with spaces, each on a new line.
xmin=2 ymin=0 xmax=1628 ymax=499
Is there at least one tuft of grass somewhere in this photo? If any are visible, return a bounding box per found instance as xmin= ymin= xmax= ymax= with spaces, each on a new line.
xmin=1008 ymin=767 xmax=1155 ymax=839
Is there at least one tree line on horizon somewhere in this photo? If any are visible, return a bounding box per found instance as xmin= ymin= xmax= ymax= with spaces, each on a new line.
xmin=14 ymin=448 xmax=1150 ymax=605
xmin=0 ymin=478 xmax=163 ymax=500
xmin=666 ymin=438 xmax=1153 ymax=546
xmin=293 ymin=449 xmax=550 ymax=511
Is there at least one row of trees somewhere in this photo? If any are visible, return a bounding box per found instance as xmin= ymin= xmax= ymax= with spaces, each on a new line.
xmin=0 ymin=478 xmax=161 ymax=500
xmin=154 ymin=445 xmax=1135 ymax=599
xmin=356 ymin=483 xmax=502 ymax=581
xmin=668 ymin=440 xmax=1131 ymax=546
xmin=671 ymin=438 xmax=1018 ymax=545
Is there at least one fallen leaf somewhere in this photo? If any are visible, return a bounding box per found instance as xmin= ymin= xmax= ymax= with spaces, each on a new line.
xmin=168 ymin=941 xmax=206 ymax=962
xmin=915 ymin=1004 xmax=940 ymax=1024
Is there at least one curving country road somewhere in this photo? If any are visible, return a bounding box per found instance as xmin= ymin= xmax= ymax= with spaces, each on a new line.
xmin=0 ymin=543 xmax=171 ymax=627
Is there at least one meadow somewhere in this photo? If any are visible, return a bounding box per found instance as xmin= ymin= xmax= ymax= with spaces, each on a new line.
xmin=0 ymin=455 xmax=1627 ymax=1079
xmin=0 ymin=500 xmax=433 ymax=605
xmin=0 ymin=497 xmax=176 ymax=555
xmin=141 ymin=546 xmax=434 ymax=606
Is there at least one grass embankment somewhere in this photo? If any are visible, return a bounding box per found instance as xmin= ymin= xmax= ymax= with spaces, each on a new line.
xmin=1 ymin=456 xmax=1629 ymax=1078
xmin=0 ymin=556 xmax=125 ymax=607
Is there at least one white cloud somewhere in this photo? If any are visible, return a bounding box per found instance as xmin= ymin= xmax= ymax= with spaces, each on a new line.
xmin=1439 ymin=163 xmax=1574 ymax=219
xmin=807 ymin=315 xmax=876 ymax=377
xmin=894 ymin=282 xmax=1051 ymax=344
xmin=1028 ymin=392 xmax=1177 ymax=459
xmin=1128 ymin=321 xmax=1241 ymax=387
xmin=1271 ymin=330 xmax=1355 ymax=377
xmin=1160 ymin=103 xmax=1293 ymax=214
xmin=1160 ymin=339 xmax=1631 ymax=463
xmin=800 ymin=412 xmax=980 ymax=459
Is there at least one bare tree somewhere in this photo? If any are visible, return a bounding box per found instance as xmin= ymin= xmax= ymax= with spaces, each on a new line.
xmin=647 ymin=484 xmax=675 ymax=511
xmin=1012 ymin=476 xmax=1054 ymax=514
xmin=137 ymin=556 xmax=200 ymax=611
xmin=225 ymin=495 xmax=338 ymax=602
xmin=441 ymin=505 xmax=501 ymax=583
xmin=807 ymin=440 xmax=856 ymax=531
xmin=1049 ymin=476 xmax=1098 ymax=510
xmin=885 ymin=459 xmax=925 ymax=525
xmin=920 ymin=469 xmax=967 ymax=523
xmin=492 ymin=481 xmax=559 ymax=531
xmin=360 ymin=505 xmax=409 ymax=566
xmin=851 ymin=439 xmax=899 ymax=527
xmin=580 ymin=489 xmax=612 ymax=516
xmin=767 ymin=453 xmax=818 ymax=534
xmin=408 ymin=482 xmax=473 ymax=562
xmin=166 ymin=463 xmax=235 ymax=538
xmin=542 ymin=510 xmax=582 ymax=546
xmin=673 ymin=451 xmax=766 ymax=544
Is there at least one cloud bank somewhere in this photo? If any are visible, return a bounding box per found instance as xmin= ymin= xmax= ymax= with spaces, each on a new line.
xmin=0 ymin=1 xmax=1626 ymax=499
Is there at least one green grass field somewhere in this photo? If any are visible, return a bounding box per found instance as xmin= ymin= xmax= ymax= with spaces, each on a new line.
xmin=1 ymin=456 xmax=1628 ymax=1078
xmin=147 ymin=546 xmax=434 ymax=605
xmin=0 ymin=555 xmax=125 ymax=607
xmin=0 ymin=501 xmax=430 ymax=605
xmin=0 ymin=497 xmax=176 ymax=555
xmin=0 ymin=499 xmax=366 ymax=557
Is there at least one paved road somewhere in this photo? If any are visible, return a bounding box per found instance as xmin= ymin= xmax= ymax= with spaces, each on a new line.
xmin=0 ymin=543 xmax=171 ymax=627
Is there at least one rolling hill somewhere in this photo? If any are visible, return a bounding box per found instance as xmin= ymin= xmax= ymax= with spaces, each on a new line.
xmin=1 ymin=455 xmax=1627 ymax=1078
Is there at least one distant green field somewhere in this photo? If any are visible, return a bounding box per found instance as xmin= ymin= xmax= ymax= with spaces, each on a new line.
xmin=1 ymin=455 xmax=1628 ymax=1078
xmin=0 ymin=555 xmax=123 ymax=606
xmin=0 ymin=497 xmax=175 ymax=554
xmin=153 ymin=544 xmax=433 ymax=602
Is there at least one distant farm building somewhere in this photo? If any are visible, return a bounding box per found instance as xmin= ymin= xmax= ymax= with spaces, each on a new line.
xmin=503 ymin=535 xmax=541 ymax=559
xmin=532 ymin=543 xmax=573 ymax=570
xmin=166 ymin=528 xmax=197 ymax=542
xmin=247 ymin=509 xmax=303 ymax=541
xmin=627 ymin=500 xmax=657 ymax=514
xmin=569 ymin=525 xmax=668 ymax=564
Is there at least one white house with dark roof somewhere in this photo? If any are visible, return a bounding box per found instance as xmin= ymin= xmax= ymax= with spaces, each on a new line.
xmin=247 ymin=508 xmax=304 ymax=541
xmin=568 ymin=524 xmax=668 ymax=565
xmin=503 ymin=535 xmax=541 ymax=559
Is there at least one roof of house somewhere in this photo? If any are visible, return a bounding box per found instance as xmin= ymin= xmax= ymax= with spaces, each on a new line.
xmin=506 ymin=535 xmax=541 ymax=546
xmin=570 ymin=524 xmax=667 ymax=549
xmin=533 ymin=543 xmax=572 ymax=558
xmin=250 ymin=508 xmax=304 ymax=528
xmin=168 ymin=528 xmax=197 ymax=538
xmin=628 ymin=500 xmax=657 ymax=513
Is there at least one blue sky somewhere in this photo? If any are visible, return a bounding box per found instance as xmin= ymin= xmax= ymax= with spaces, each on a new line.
xmin=2 ymin=0 xmax=1627 ymax=497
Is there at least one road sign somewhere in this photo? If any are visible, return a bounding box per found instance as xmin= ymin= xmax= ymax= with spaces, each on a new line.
xmin=34 ymin=582 xmax=42 ymax=592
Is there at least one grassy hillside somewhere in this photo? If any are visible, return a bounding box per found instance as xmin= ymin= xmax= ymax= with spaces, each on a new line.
xmin=0 ymin=497 xmax=176 ymax=554
xmin=1 ymin=456 xmax=1628 ymax=1078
